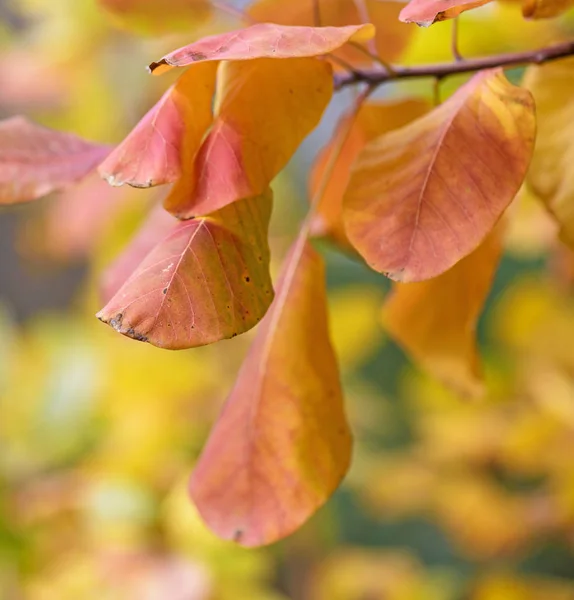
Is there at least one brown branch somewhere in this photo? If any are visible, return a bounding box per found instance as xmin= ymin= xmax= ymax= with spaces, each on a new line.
xmin=334 ymin=39 xmax=574 ymax=90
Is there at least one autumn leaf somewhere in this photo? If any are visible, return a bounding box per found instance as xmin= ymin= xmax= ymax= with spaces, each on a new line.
xmin=0 ymin=116 xmax=111 ymax=205
xmin=97 ymin=191 xmax=274 ymax=350
xmin=148 ymin=22 xmax=374 ymax=74
xmin=98 ymin=0 xmax=212 ymax=35
xmin=522 ymin=0 xmax=574 ymax=18
xmin=310 ymin=99 xmax=430 ymax=250
xmin=399 ymin=0 xmax=493 ymax=25
xmin=382 ymin=227 xmax=503 ymax=397
xmin=343 ymin=69 xmax=535 ymax=282
xmin=165 ymin=58 xmax=333 ymax=218
xmin=523 ymin=58 xmax=574 ymax=248
xmin=248 ymin=0 xmax=413 ymax=66
xmin=99 ymin=62 xmax=217 ymax=189
xmin=190 ymin=239 xmax=351 ymax=547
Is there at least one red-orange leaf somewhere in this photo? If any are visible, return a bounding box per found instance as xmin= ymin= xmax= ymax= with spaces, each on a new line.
xmin=399 ymin=0 xmax=492 ymax=25
xmin=310 ymin=99 xmax=430 ymax=250
xmin=99 ymin=62 xmax=217 ymax=189
xmin=522 ymin=0 xmax=574 ymax=18
xmin=148 ymin=23 xmax=374 ymax=74
xmin=343 ymin=69 xmax=535 ymax=282
xmin=0 ymin=116 xmax=110 ymax=205
xmin=164 ymin=58 xmax=333 ymax=218
xmin=190 ymin=239 xmax=351 ymax=547
xmin=383 ymin=227 xmax=503 ymax=397
xmin=97 ymin=191 xmax=274 ymax=350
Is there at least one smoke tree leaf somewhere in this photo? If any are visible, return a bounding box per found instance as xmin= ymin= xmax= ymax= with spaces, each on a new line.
xmin=0 ymin=116 xmax=110 ymax=205
xmin=97 ymin=191 xmax=274 ymax=350
xmin=343 ymin=69 xmax=535 ymax=282
xmin=190 ymin=239 xmax=351 ymax=547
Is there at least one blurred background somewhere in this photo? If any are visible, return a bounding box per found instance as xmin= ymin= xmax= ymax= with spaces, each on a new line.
xmin=1 ymin=0 xmax=574 ymax=598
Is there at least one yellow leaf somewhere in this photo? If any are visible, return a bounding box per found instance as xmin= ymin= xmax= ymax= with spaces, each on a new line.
xmin=382 ymin=228 xmax=503 ymax=397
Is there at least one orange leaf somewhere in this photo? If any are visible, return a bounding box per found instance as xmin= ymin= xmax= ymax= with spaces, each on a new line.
xmin=522 ymin=0 xmax=574 ymax=18
xmin=98 ymin=0 xmax=211 ymax=35
xmin=165 ymin=58 xmax=333 ymax=218
xmin=97 ymin=191 xmax=274 ymax=349
xmin=399 ymin=0 xmax=493 ymax=25
xmin=382 ymin=227 xmax=503 ymax=397
xmin=248 ymin=0 xmax=413 ymax=65
xmin=190 ymin=239 xmax=351 ymax=546
xmin=343 ymin=69 xmax=535 ymax=282
xmin=148 ymin=23 xmax=374 ymax=74
xmin=0 ymin=116 xmax=110 ymax=205
xmin=310 ymin=99 xmax=430 ymax=250
xmin=99 ymin=62 xmax=217 ymax=189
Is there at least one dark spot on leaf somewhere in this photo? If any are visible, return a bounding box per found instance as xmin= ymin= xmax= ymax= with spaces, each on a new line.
xmin=231 ymin=332 xmax=237 ymax=338
xmin=186 ymin=51 xmax=207 ymax=61
xmin=125 ymin=328 xmax=149 ymax=343
xmin=109 ymin=313 xmax=124 ymax=331
xmin=244 ymin=276 xmax=250 ymax=283
xmin=162 ymin=288 xmax=168 ymax=295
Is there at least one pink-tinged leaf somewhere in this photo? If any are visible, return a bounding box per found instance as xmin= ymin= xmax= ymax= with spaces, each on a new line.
xmin=190 ymin=239 xmax=351 ymax=547
xmin=0 ymin=116 xmax=111 ymax=205
xmin=164 ymin=58 xmax=333 ymax=218
xmin=99 ymin=62 xmax=217 ymax=189
xmin=399 ymin=0 xmax=493 ymax=25
xmin=343 ymin=69 xmax=535 ymax=282
xmin=97 ymin=191 xmax=274 ymax=349
xmin=148 ymin=23 xmax=375 ymax=74
xmin=101 ymin=203 xmax=177 ymax=303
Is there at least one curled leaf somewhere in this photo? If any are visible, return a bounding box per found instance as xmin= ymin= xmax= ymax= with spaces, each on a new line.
xmin=343 ymin=69 xmax=535 ymax=282
xmin=165 ymin=58 xmax=333 ymax=218
xmin=190 ymin=239 xmax=351 ymax=547
xmin=148 ymin=23 xmax=375 ymax=74
xmin=99 ymin=62 xmax=217 ymax=189
xmin=0 ymin=116 xmax=110 ymax=205
xmin=97 ymin=191 xmax=274 ymax=350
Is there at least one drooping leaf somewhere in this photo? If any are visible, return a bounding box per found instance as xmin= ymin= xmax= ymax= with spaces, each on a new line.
xmin=399 ymin=0 xmax=492 ymax=25
xmin=190 ymin=239 xmax=351 ymax=547
xmin=100 ymin=203 xmax=176 ymax=303
xmin=343 ymin=69 xmax=535 ymax=282
xmin=148 ymin=23 xmax=375 ymax=74
xmin=310 ymin=99 xmax=430 ymax=250
xmin=382 ymin=227 xmax=503 ymax=397
xmin=98 ymin=0 xmax=212 ymax=35
xmin=523 ymin=58 xmax=574 ymax=248
xmin=165 ymin=58 xmax=333 ymax=218
xmin=0 ymin=116 xmax=111 ymax=205
xmin=248 ymin=0 xmax=413 ymax=65
xmin=99 ymin=62 xmax=217 ymax=189
xmin=97 ymin=191 xmax=274 ymax=350
xmin=522 ymin=0 xmax=574 ymax=18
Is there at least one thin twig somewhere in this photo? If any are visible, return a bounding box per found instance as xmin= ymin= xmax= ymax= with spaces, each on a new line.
xmin=334 ymin=39 xmax=574 ymax=90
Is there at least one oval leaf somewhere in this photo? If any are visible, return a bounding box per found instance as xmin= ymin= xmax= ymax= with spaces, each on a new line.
xmin=0 ymin=116 xmax=110 ymax=205
xmin=383 ymin=227 xmax=503 ymax=397
xmin=190 ymin=239 xmax=352 ymax=547
xmin=343 ymin=69 xmax=535 ymax=282
xmin=99 ymin=62 xmax=217 ymax=189
xmin=148 ymin=23 xmax=374 ymax=74
xmin=97 ymin=191 xmax=274 ymax=349
xmin=165 ymin=58 xmax=333 ymax=218
xmin=399 ymin=0 xmax=492 ymax=25
xmin=523 ymin=59 xmax=574 ymax=248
